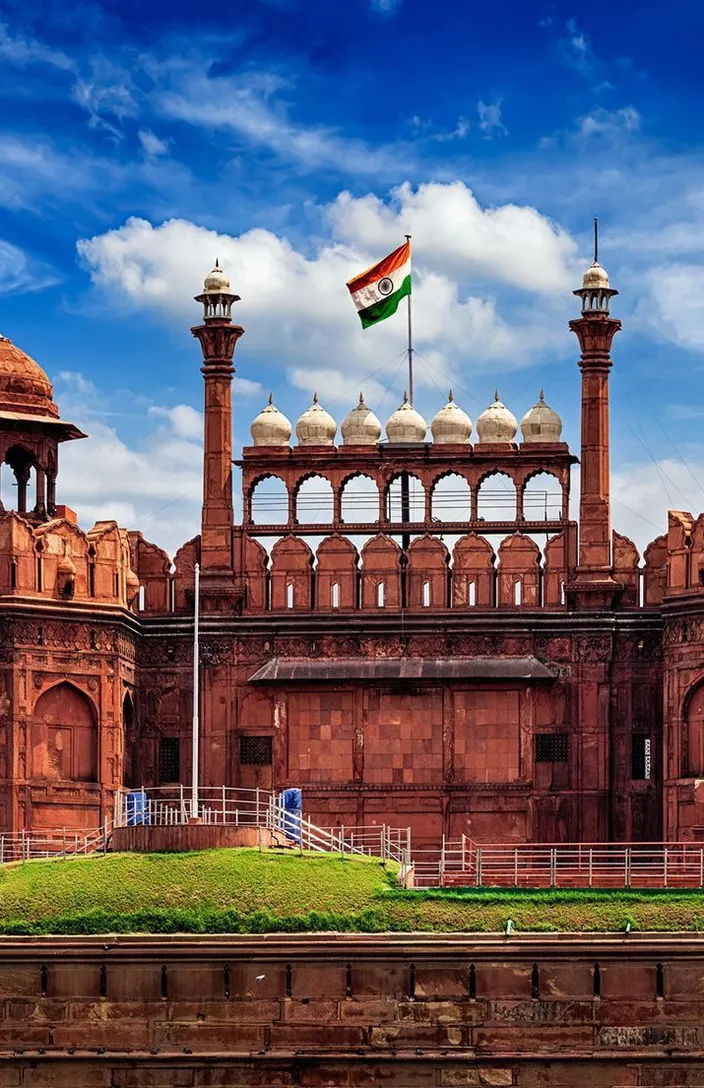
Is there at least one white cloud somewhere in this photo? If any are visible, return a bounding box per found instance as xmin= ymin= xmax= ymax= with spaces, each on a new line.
xmin=327 ymin=181 xmax=578 ymax=293
xmin=0 ymin=21 xmax=74 ymax=71
xmin=611 ymin=457 xmax=704 ymax=555
xmin=233 ymin=376 xmax=265 ymax=398
xmin=0 ymin=238 xmax=58 ymax=295
xmin=559 ymin=18 xmax=595 ymax=75
xmin=57 ymin=395 xmax=204 ymax=557
xmin=477 ymin=100 xmax=507 ymax=138
xmin=636 ymin=263 xmax=704 ymax=351
xmin=576 ymin=106 xmax=640 ymax=140
xmin=153 ymin=67 xmax=410 ymax=176
xmin=148 ymin=404 xmax=203 ymax=440
xmin=75 ymin=197 xmax=577 ymax=417
xmin=138 ymin=129 xmax=169 ymax=156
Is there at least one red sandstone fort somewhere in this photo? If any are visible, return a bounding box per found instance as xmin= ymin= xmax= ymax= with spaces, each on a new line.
xmin=1 ymin=253 xmax=703 ymax=849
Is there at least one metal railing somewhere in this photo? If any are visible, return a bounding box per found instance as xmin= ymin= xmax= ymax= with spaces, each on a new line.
xmin=110 ymin=786 xmax=412 ymax=868
xmin=0 ymin=821 xmax=112 ymax=864
xmin=412 ymin=836 xmax=704 ymax=890
xmin=113 ymin=785 xmax=275 ymax=829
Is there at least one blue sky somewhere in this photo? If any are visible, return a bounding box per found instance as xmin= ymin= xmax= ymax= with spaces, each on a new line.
xmin=1 ymin=0 xmax=704 ymax=555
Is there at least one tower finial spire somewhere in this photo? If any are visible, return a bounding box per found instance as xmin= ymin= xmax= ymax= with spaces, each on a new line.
xmin=593 ymin=217 xmax=599 ymax=265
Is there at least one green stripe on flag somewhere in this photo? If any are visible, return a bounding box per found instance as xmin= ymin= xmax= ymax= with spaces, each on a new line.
xmin=358 ymin=274 xmax=412 ymax=329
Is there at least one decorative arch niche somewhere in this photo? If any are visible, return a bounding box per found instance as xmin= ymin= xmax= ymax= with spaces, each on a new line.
xmin=122 ymin=690 xmax=138 ymax=789
xmin=32 ymin=682 xmax=97 ymax=783
xmin=685 ymin=679 xmax=704 ymax=778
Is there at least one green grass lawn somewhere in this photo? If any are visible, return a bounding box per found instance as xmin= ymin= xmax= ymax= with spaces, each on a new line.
xmin=1 ymin=849 xmax=704 ymax=934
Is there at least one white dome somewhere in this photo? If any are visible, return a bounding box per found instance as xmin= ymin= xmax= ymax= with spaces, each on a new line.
xmin=203 ymin=260 xmax=230 ymax=292
xmin=582 ymin=261 xmax=610 ymax=289
xmin=385 ymin=393 xmax=427 ymax=443
xmin=430 ymin=391 xmax=472 ymax=444
xmin=250 ymin=394 xmax=292 ymax=447
xmin=520 ymin=391 xmax=562 ymax=444
xmin=476 ymin=391 xmax=518 ymax=444
xmin=295 ymin=393 xmax=337 ymax=446
xmin=341 ymin=393 xmax=382 ymax=446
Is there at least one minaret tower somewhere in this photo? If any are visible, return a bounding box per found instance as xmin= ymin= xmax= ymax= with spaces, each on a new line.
xmin=191 ymin=262 xmax=244 ymax=610
xmin=568 ymin=221 xmax=621 ymax=608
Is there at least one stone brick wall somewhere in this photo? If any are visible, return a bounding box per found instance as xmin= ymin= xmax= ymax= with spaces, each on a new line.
xmin=2 ymin=934 xmax=704 ymax=1084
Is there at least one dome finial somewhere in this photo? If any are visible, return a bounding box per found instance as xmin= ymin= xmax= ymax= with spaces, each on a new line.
xmin=402 ymin=390 xmax=409 ymax=404
xmin=197 ymin=259 xmax=240 ymax=321
xmin=476 ymin=391 xmax=517 ymax=444
xmin=430 ymin=391 xmax=472 ymax=444
xmin=574 ymin=218 xmax=618 ymax=313
xmin=385 ymin=393 xmax=427 ymax=443
xmin=521 ymin=391 xmax=562 ymax=444
xmin=342 ymin=391 xmax=382 ymax=445
xmin=251 ymin=395 xmax=292 ymax=447
xmin=295 ymin=393 xmax=336 ymax=446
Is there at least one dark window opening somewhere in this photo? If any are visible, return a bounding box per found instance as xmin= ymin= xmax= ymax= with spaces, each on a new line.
xmin=632 ymin=734 xmax=652 ymax=780
xmin=158 ymin=737 xmax=180 ymax=783
xmin=10 ymin=560 xmax=16 ymax=590
xmin=535 ymin=733 xmax=569 ymax=763
xmin=239 ymin=735 xmax=273 ymax=766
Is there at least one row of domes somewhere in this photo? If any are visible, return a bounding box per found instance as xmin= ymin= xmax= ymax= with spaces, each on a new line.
xmin=250 ymin=390 xmax=562 ymax=447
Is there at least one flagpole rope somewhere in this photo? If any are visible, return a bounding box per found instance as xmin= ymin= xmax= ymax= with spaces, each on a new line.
xmin=323 ymin=349 xmax=408 ymax=408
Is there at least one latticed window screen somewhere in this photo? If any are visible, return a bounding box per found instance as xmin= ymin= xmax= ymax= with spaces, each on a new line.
xmin=632 ymin=734 xmax=652 ymax=780
xmin=535 ymin=733 xmax=569 ymax=763
xmin=158 ymin=737 xmax=180 ymax=783
xmin=240 ymin=735 xmax=273 ymax=766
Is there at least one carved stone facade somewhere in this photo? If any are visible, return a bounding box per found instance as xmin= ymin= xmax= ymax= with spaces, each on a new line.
xmin=2 ymin=260 xmax=704 ymax=845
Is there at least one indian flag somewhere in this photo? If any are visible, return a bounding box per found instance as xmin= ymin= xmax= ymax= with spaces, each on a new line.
xmin=347 ymin=240 xmax=412 ymax=329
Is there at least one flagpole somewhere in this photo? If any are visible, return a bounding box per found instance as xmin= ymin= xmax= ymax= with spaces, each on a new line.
xmin=405 ymin=234 xmax=413 ymax=406
xmin=191 ymin=561 xmax=200 ymax=820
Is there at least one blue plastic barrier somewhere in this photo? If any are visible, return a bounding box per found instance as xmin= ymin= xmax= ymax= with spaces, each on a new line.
xmin=279 ymin=787 xmax=302 ymax=843
xmin=126 ymin=789 xmax=149 ymax=826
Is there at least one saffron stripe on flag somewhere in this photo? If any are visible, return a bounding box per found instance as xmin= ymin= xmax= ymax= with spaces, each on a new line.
xmin=346 ymin=241 xmax=411 ymax=294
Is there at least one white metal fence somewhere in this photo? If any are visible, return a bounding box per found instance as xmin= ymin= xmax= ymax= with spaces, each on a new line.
xmin=0 ymin=787 xmax=412 ymax=870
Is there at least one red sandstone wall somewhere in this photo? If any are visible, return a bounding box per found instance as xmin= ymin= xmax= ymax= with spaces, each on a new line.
xmin=1 ymin=934 xmax=704 ymax=1084
xmin=133 ymin=623 xmax=664 ymax=846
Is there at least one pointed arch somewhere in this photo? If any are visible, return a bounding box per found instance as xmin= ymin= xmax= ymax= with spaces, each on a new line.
xmin=430 ymin=471 xmax=471 ymax=523
xmin=613 ymin=530 xmax=640 ymax=607
xmin=476 ymin=471 xmax=517 ymax=522
xmin=522 ymin=470 xmax=564 ymax=522
xmin=452 ymin=533 xmax=495 ymax=607
xmin=122 ymin=690 xmax=138 ymax=789
xmin=407 ymin=534 xmax=450 ymax=609
xmin=294 ymin=473 xmax=334 ymax=525
xmin=270 ymin=535 xmax=314 ymax=610
xmin=316 ymin=535 xmax=358 ymax=610
xmin=244 ymin=536 xmax=268 ymax=612
xmin=497 ymin=533 xmax=541 ymax=607
xmin=360 ymin=534 xmax=403 ymax=609
xmin=543 ymin=531 xmax=568 ymax=608
xmin=31 ymin=681 xmax=97 ymax=783
xmin=340 ymin=473 xmax=380 ymax=525
xmin=249 ymin=474 xmax=289 ymax=526
xmin=643 ymin=534 xmax=667 ymax=606
xmin=385 ymin=472 xmax=425 ymax=523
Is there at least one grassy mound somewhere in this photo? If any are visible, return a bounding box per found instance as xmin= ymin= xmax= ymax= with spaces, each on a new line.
xmin=1 ymin=849 xmax=704 ymax=934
